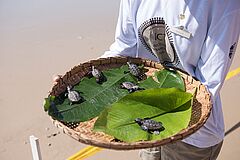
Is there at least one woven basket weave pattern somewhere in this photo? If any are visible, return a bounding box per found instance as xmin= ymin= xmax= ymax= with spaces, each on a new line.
xmin=49 ymin=57 xmax=212 ymax=150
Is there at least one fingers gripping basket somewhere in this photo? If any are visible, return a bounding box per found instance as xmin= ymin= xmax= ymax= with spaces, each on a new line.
xmin=48 ymin=57 xmax=212 ymax=150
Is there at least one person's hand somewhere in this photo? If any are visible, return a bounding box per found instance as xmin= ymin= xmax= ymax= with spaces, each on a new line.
xmin=52 ymin=74 xmax=62 ymax=85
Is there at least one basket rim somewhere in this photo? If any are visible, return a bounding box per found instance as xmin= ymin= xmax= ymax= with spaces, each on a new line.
xmin=48 ymin=56 xmax=212 ymax=150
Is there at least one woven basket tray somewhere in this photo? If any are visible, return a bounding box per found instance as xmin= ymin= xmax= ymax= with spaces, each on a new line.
xmin=48 ymin=57 xmax=212 ymax=150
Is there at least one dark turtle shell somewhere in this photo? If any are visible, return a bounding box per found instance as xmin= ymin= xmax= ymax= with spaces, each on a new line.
xmin=127 ymin=62 xmax=146 ymax=80
xmin=91 ymin=66 xmax=102 ymax=78
xmin=91 ymin=66 xmax=106 ymax=84
xmin=127 ymin=62 xmax=141 ymax=77
xmin=135 ymin=118 xmax=163 ymax=134
xmin=120 ymin=82 xmax=138 ymax=89
xmin=68 ymin=90 xmax=81 ymax=102
xmin=141 ymin=119 xmax=163 ymax=130
xmin=66 ymin=86 xmax=82 ymax=104
xmin=120 ymin=82 xmax=141 ymax=93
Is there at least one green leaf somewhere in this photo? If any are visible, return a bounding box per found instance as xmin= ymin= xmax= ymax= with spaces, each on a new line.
xmin=139 ymin=69 xmax=185 ymax=91
xmin=94 ymin=88 xmax=192 ymax=142
xmin=46 ymin=66 xmax=186 ymax=124
xmin=43 ymin=96 xmax=55 ymax=111
xmin=154 ymin=69 xmax=185 ymax=91
xmin=155 ymin=69 xmax=185 ymax=91
xmin=48 ymin=65 xmax=137 ymax=122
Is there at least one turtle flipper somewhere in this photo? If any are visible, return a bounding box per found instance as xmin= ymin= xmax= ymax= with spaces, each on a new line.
xmin=128 ymin=89 xmax=134 ymax=93
xmin=153 ymin=130 xmax=160 ymax=135
xmin=141 ymin=125 xmax=149 ymax=131
xmin=124 ymin=71 xmax=130 ymax=74
xmin=86 ymin=71 xmax=93 ymax=78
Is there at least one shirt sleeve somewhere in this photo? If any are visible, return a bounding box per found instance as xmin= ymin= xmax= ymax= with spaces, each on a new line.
xmin=100 ymin=0 xmax=137 ymax=58
xmin=195 ymin=10 xmax=240 ymax=100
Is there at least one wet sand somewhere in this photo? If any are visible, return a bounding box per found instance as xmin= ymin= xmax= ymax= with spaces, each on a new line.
xmin=0 ymin=0 xmax=239 ymax=159
xmin=0 ymin=0 xmax=119 ymax=159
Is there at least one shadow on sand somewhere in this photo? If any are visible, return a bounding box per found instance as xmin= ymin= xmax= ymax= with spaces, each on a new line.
xmin=225 ymin=121 xmax=240 ymax=136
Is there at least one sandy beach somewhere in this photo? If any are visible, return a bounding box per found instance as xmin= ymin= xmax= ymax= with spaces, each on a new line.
xmin=0 ymin=0 xmax=239 ymax=159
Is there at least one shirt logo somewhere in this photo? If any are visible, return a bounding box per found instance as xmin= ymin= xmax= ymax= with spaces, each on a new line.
xmin=138 ymin=17 xmax=180 ymax=67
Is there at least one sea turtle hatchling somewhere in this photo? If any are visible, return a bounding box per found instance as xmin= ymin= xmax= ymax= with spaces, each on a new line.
xmin=65 ymin=85 xmax=82 ymax=105
xmin=120 ymin=82 xmax=143 ymax=93
xmin=91 ymin=66 xmax=105 ymax=84
xmin=135 ymin=118 xmax=164 ymax=135
xmin=127 ymin=62 xmax=145 ymax=80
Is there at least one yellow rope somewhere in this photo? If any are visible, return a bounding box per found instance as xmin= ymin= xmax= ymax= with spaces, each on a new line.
xmin=67 ymin=146 xmax=102 ymax=160
xmin=67 ymin=67 xmax=240 ymax=160
xmin=226 ymin=67 xmax=240 ymax=80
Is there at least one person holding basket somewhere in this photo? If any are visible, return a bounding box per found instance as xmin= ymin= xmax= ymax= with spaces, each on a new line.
xmin=99 ymin=0 xmax=240 ymax=159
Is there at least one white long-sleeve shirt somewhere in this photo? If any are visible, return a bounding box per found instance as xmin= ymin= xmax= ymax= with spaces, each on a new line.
xmin=101 ymin=0 xmax=240 ymax=148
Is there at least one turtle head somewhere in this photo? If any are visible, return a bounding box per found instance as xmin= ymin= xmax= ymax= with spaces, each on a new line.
xmin=127 ymin=62 xmax=131 ymax=67
xmin=135 ymin=118 xmax=143 ymax=125
xmin=67 ymin=85 xmax=72 ymax=92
